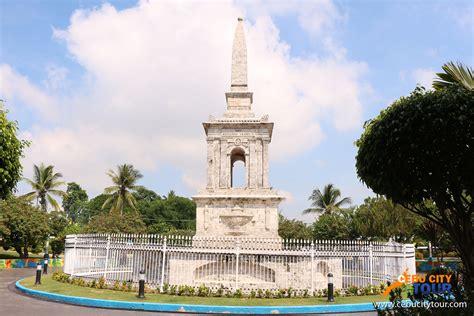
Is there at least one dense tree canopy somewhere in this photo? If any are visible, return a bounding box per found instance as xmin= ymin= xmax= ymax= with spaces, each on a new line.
xmin=0 ymin=104 xmax=29 ymax=199
xmin=278 ymin=214 xmax=312 ymax=240
xmin=353 ymin=197 xmax=421 ymax=243
xmin=0 ymin=198 xmax=50 ymax=258
xmin=312 ymin=209 xmax=356 ymax=240
xmin=356 ymin=84 xmax=474 ymax=303
xmin=62 ymin=182 xmax=88 ymax=223
xmin=356 ymin=85 xmax=473 ymax=208
xmin=84 ymin=211 xmax=147 ymax=234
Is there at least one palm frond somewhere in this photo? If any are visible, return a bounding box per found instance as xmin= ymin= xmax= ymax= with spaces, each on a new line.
xmin=47 ymin=194 xmax=62 ymax=212
xmin=20 ymin=191 xmax=37 ymax=200
xmin=102 ymin=195 xmax=115 ymax=210
xmin=433 ymin=61 xmax=474 ymax=91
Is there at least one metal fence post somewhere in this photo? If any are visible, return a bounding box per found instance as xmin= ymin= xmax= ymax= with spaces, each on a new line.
xmin=310 ymin=241 xmax=315 ymax=293
xmin=103 ymin=235 xmax=111 ymax=279
xmin=402 ymin=243 xmax=407 ymax=272
xmin=159 ymin=236 xmax=167 ymax=293
xmin=369 ymin=242 xmax=373 ymax=285
xmin=235 ymin=239 xmax=240 ymax=289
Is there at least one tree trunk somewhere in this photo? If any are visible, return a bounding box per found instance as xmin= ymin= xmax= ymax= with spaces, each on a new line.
xmin=23 ymin=246 xmax=28 ymax=259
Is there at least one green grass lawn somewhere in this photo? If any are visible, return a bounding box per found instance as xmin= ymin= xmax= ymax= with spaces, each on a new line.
xmin=0 ymin=249 xmax=44 ymax=259
xmin=20 ymin=275 xmax=390 ymax=306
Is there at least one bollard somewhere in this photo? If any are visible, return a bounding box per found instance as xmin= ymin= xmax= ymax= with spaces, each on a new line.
xmin=43 ymin=259 xmax=48 ymax=275
xmin=137 ymin=270 xmax=145 ymax=299
xmin=43 ymin=252 xmax=49 ymax=275
xmin=35 ymin=262 xmax=42 ymax=285
xmin=327 ymin=272 xmax=334 ymax=302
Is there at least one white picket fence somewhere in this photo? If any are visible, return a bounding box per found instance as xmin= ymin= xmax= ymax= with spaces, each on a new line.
xmin=64 ymin=234 xmax=415 ymax=292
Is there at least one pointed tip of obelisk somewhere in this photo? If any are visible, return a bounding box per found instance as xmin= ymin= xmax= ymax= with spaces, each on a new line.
xmin=231 ymin=17 xmax=247 ymax=90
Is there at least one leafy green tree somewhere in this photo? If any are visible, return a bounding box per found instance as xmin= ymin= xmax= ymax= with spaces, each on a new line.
xmin=312 ymin=209 xmax=356 ymax=240
xmin=0 ymin=198 xmax=50 ymax=258
xmin=0 ymin=102 xmax=29 ymax=199
xmin=22 ymin=163 xmax=66 ymax=212
xmin=133 ymin=186 xmax=159 ymax=202
xmin=50 ymin=223 xmax=82 ymax=257
xmin=48 ymin=211 xmax=68 ymax=237
xmin=415 ymin=219 xmax=454 ymax=261
xmin=278 ymin=214 xmax=312 ymax=240
xmin=353 ymin=196 xmax=421 ymax=243
xmin=304 ymin=184 xmax=352 ymax=216
xmin=355 ymin=84 xmax=474 ymax=304
xmin=84 ymin=211 xmax=146 ymax=234
xmin=137 ymin=190 xmax=195 ymax=230
xmin=433 ymin=61 xmax=474 ymax=91
xmin=102 ymin=164 xmax=143 ymax=215
xmin=62 ymin=182 xmax=88 ymax=223
xmin=78 ymin=194 xmax=109 ymax=224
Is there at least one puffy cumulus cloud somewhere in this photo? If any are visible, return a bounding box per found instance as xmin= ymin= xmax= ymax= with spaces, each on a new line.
xmin=2 ymin=1 xmax=368 ymax=195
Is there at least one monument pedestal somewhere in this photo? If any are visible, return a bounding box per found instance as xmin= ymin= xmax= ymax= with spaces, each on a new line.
xmin=194 ymin=188 xmax=283 ymax=239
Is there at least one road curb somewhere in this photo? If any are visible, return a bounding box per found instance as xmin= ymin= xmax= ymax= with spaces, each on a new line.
xmin=15 ymin=279 xmax=384 ymax=314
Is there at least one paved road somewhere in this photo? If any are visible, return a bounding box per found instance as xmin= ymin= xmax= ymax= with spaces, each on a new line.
xmin=0 ymin=268 xmax=375 ymax=316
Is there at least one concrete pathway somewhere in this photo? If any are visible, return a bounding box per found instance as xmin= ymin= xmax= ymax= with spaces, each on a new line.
xmin=0 ymin=268 xmax=376 ymax=315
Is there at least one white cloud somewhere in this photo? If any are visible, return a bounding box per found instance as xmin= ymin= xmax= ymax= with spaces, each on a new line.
xmin=412 ymin=68 xmax=435 ymax=90
xmin=0 ymin=64 xmax=58 ymax=120
xmin=43 ymin=64 xmax=69 ymax=91
xmin=1 ymin=1 xmax=368 ymax=196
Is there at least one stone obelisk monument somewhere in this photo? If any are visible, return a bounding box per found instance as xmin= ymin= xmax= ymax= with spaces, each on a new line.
xmin=193 ymin=18 xmax=284 ymax=238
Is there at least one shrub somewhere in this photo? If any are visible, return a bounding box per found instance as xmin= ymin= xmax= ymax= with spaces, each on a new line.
xmin=264 ymin=289 xmax=272 ymax=298
xmin=215 ymin=285 xmax=224 ymax=297
xmin=96 ymin=277 xmax=106 ymax=289
xmin=250 ymin=289 xmax=256 ymax=298
xmin=303 ymin=289 xmax=309 ymax=298
xmin=257 ymin=288 xmax=263 ymax=298
xmin=234 ymin=288 xmax=243 ymax=298
xmin=198 ymin=284 xmax=210 ymax=297
xmin=52 ymin=271 xmax=70 ymax=283
xmin=347 ymin=285 xmax=358 ymax=296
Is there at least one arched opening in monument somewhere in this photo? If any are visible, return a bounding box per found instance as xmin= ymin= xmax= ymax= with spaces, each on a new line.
xmin=230 ymin=147 xmax=246 ymax=188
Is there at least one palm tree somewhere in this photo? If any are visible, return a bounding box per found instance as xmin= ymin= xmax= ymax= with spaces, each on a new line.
xmin=102 ymin=164 xmax=143 ymax=215
xmin=433 ymin=61 xmax=474 ymax=91
xmin=303 ymin=184 xmax=352 ymax=216
xmin=22 ymin=163 xmax=66 ymax=212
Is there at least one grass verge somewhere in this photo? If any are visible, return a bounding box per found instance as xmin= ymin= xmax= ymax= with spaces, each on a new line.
xmin=19 ymin=275 xmax=390 ymax=306
xmin=0 ymin=249 xmax=44 ymax=259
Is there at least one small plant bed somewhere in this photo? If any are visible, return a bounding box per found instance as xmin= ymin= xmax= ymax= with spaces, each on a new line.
xmin=18 ymin=272 xmax=393 ymax=306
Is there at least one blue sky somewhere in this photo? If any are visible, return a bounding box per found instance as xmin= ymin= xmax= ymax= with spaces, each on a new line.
xmin=0 ymin=0 xmax=472 ymax=221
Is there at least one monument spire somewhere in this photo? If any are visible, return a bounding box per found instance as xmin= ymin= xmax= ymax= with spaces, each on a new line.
xmin=224 ymin=17 xmax=254 ymax=118
xmin=231 ymin=17 xmax=247 ymax=91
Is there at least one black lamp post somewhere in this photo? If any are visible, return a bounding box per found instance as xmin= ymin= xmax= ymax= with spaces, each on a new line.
xmin=35 ymin=262 xmax=42 ymax=285
xmin=327 ymin=272 xmax=334 ymax=302
xmin=137 ymin=270 xmax=145 ymax=299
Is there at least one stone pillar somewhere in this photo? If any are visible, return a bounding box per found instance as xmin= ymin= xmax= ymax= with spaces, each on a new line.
xmin=263 ymin=139 xmax=270 ymax=188
xmin=249 ymin=140 xmax=256 ymax=188
xmin=213 ymin=139 xmax=219 ymax=189
xmin=206 ymin=139 xmax=214 ymax=188
xmin=220 ymin=139 xmax=226 ymax=188
xmin=256 ymin=139 xmax=263 ymax=188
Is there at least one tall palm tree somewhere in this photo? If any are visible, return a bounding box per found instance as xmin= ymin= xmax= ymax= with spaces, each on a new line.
xmin=433 ymin=61 xmax=474 ymax=91
xmin=102 ymin=164 xmax=143 ymax=215
xmin=22 ymin=163 xmax=66 ymax=212
xmin=303 ymin=184 xmax=352 ymax=216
